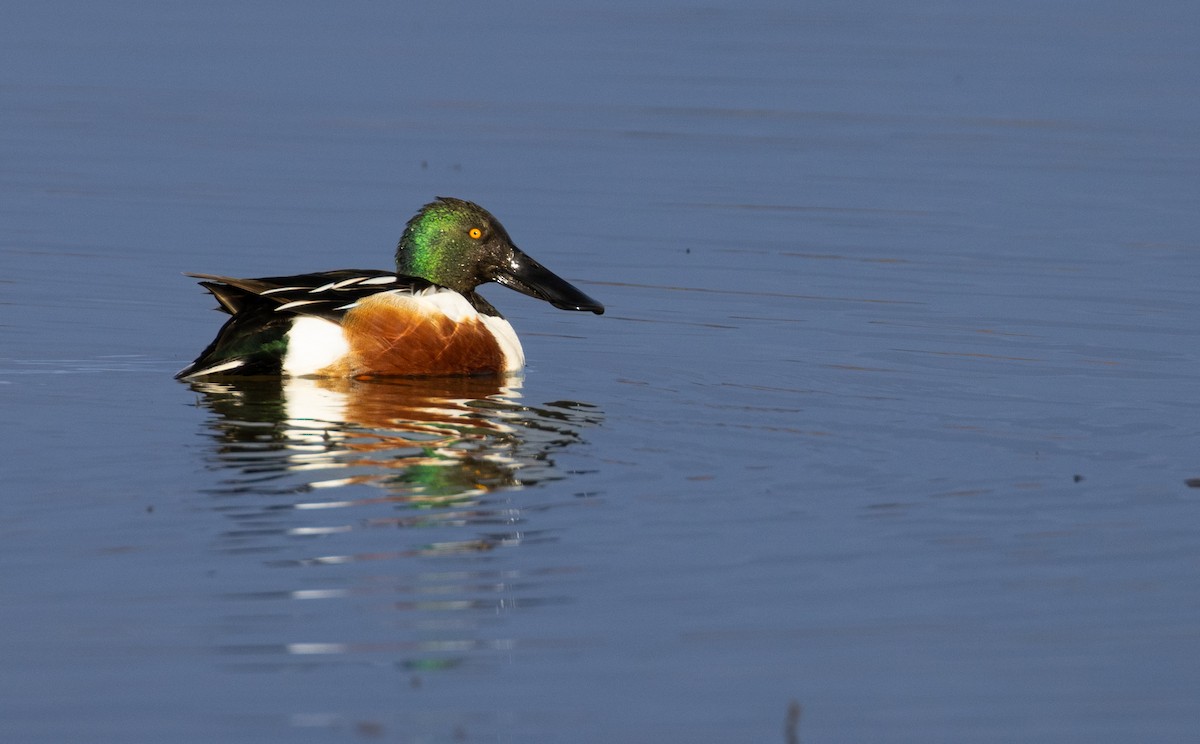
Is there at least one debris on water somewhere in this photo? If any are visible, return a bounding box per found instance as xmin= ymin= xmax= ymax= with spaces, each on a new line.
xmin=784 ymin=699 xmax=802 ymax=744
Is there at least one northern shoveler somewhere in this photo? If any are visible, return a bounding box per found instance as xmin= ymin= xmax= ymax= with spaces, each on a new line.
xmin=176 ymin=197 xmax=604 ymax=379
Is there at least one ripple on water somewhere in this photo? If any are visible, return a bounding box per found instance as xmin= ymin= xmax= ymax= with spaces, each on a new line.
xmin=185 ymin=376 xmax=603 ymax=673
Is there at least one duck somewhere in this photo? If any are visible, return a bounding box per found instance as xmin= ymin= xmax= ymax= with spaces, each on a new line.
xmin=176 ymin=197 xmax=603 ymax=379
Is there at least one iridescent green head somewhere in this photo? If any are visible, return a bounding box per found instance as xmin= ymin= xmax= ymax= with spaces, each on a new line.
xmin=395 ymin=197 xmax=604 ymax=315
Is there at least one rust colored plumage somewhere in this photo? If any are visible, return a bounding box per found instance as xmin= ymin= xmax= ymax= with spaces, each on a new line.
xmin=324 ymin=293 xmax=504 ymax=377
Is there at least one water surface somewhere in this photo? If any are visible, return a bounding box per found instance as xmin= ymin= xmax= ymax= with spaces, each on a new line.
xmin=2 ymin=1 xmax=1199 ymax=742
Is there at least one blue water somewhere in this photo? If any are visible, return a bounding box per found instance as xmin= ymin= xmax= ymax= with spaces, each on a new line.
xmin=2 ymin=2 xmax=1199 ymax=742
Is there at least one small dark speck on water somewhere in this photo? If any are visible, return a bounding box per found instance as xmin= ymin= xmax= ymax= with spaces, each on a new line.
xmin=354 ymin=721 xmax=384 ymax=739
xmin=1186 ymin=479 xmax=1200 ymax=488
xmin=784 ymin=699 xmax=802 ymax=744
xmin=1073 ymin=474 xmax=1084 ymax=483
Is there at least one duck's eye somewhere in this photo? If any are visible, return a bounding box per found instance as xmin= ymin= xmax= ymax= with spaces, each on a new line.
xmin=468 ymin=227 xmax=483 ymax=240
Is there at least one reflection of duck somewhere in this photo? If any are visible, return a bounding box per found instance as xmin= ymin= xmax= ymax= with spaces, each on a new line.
xmin=191 ymin=376 xmax=603 ymax=676
xmin=190 ymin=375 xmax=602 ymax=505
xmin=177 ymin=197 xmax=604 ymax=379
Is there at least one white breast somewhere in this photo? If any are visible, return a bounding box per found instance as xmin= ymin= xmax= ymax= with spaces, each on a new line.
xmin=422 ymin=289 xmax=525 ymax=372
xmin=481 ymin=314 xmax=525 ymax=372
xmin=406 ymin=288 xmax=525 ymax=372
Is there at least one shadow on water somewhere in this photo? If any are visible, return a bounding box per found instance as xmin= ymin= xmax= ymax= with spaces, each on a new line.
xmin=183 ymin=376 xmax=603 ymax=675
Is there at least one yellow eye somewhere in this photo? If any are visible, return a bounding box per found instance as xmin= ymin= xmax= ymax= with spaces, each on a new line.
xmin=468 ymin=227 xmax=483 ymax=239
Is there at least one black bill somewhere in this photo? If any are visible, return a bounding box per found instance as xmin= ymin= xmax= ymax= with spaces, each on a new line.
xmin=493 ymin=248 xmax=604 ymax=314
